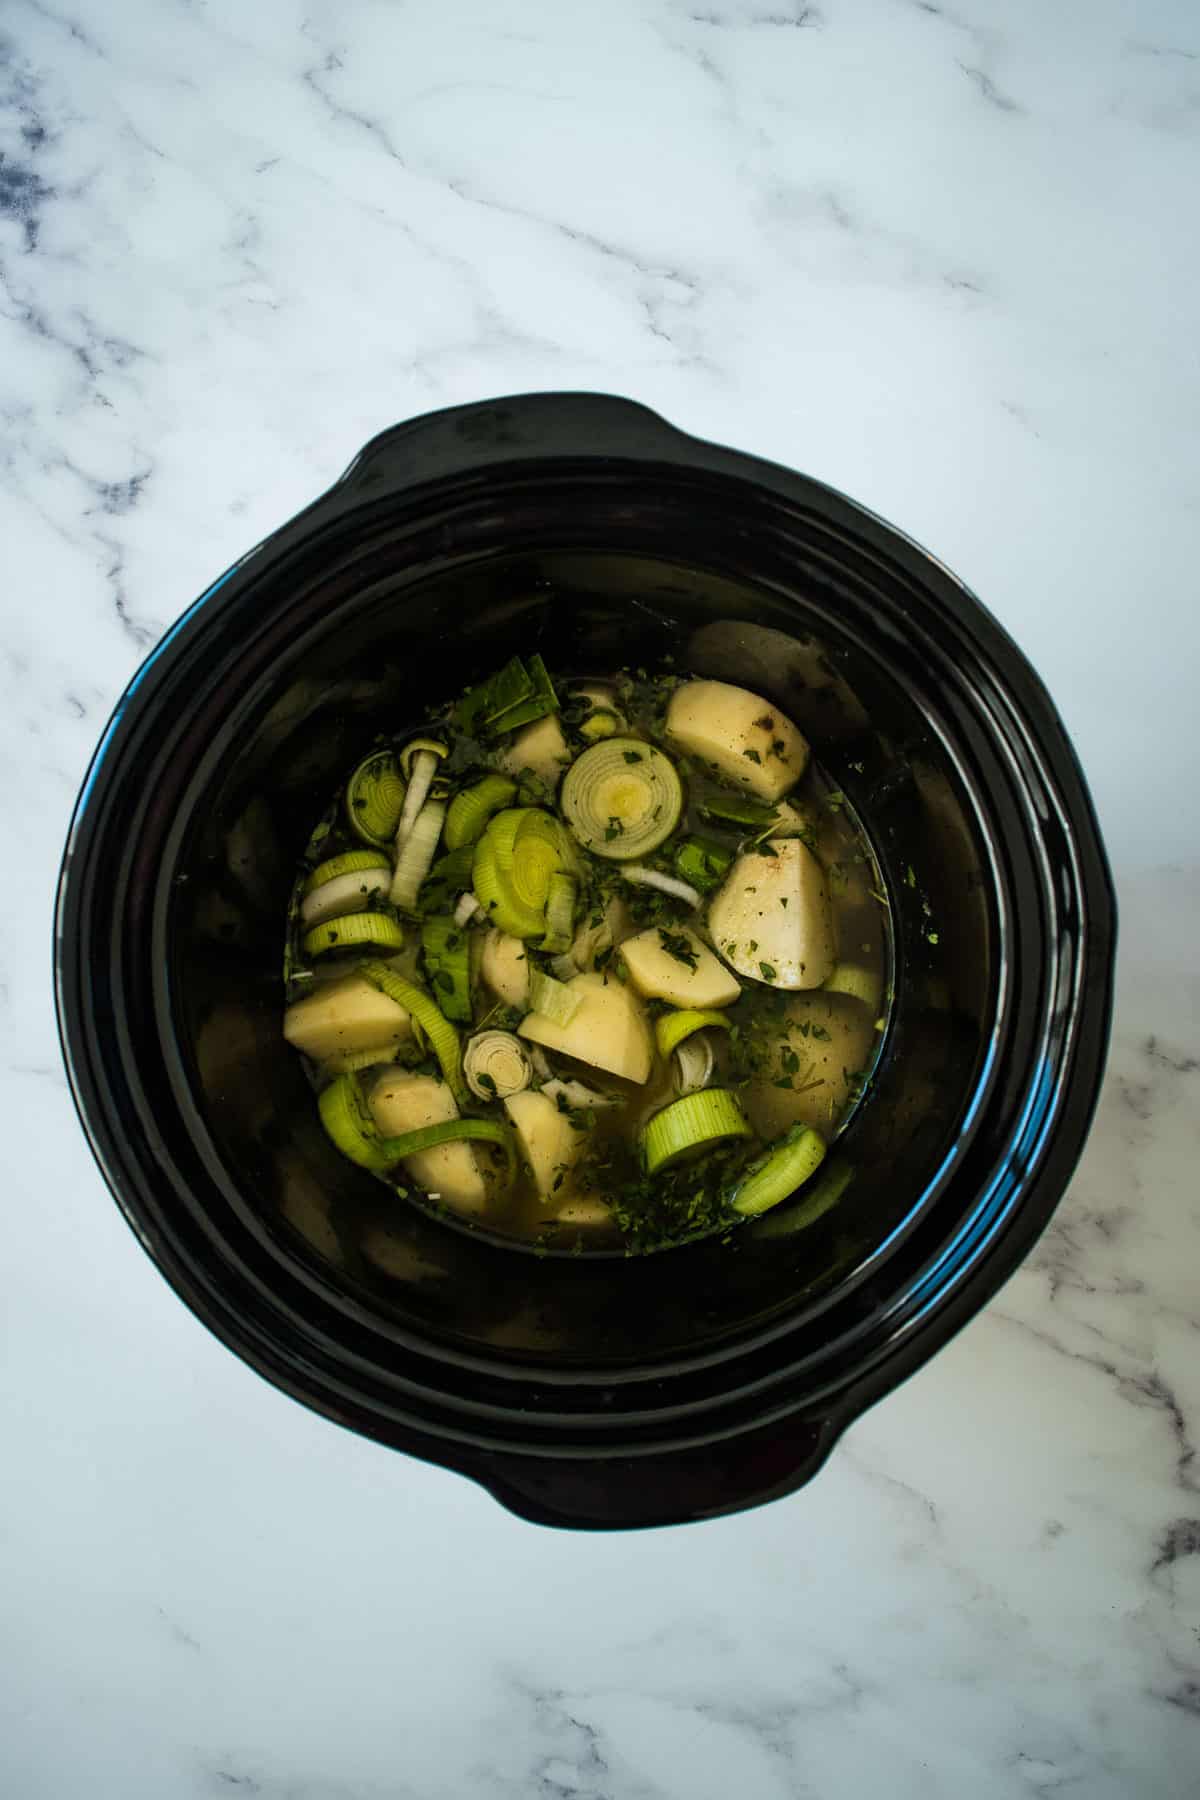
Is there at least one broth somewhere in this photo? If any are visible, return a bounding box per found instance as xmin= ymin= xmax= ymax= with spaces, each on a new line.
xmin=283 ymin=661 xmax=891 ymax=1255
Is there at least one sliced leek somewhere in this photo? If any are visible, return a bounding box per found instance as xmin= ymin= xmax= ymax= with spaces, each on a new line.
xmin=389 ymin=797 xmax=445 ymax=911
xmin=464 ymin=1030 xmax=532 ymax=1099
xmin=394 ymin=738 xmax=448 ymax=847
xmin=579 ymin=708 xmax=622 ymax=741
xmin=620 ymin=864 xmax=701 ymax=909
xmin=302 ymin=850 xmax=391 ymax=894
xmin=540 ymin=872 xmax=577 ymax=954
xmin=301 ymin=913 xmax=405 ymax=958
xmin=540 ymin=1076 xmax=623 ymax=1111
xmin=444 ymin=773 xmax=517 ymax=850
xmin=345 ymin=750 xmax=405 ymax=847
xmin=560 ymin=738 xmax=683 ymax=861
xmin=357 ymin=958 xmax=466 ymax=1102
xmin=527 ymin=967 xmax=582 ymax=1029
xmin=472 ymin=806 xmax=574 ymax=941
xmin=654 ymin=1008 xmax=733 ymax=1059
xmin=640 ymin=1088 xmax=752 ymax=1175
xmin=299 ymin=852 xmax=390 ymax=928
xmin=673 ymin=1034 xmax=714 ymax=1096
xmin=727 ymin=1124 xmax=827 ymax=1216
xmin=673 ymin=836 xmax=733 ymax=893
xmin=420 ymin=916 xmax=472 ymax=1023
xmin=319 ymin=1072 xmax=515 ymax=1185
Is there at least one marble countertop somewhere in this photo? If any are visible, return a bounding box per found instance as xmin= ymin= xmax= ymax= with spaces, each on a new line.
xmin=4 ymin=0 xmax=1198 ymax=1794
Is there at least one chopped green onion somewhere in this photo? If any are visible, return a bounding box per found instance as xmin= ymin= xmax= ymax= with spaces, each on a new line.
xmin=727 ymin=1124 xmax=827 ymax=1216
xmin=420 ymin=915 xmax=473 ymax=1022
xmin=653 ymin=1008 xmax=733 ymax=1059
xmin=389 ymin=798 xmax=445 ymax=912
xmin=301 ymin=913 xmax=405 ymax=958
xmin=640 ymin=1088 xmax=752 ymax=1174
xmin=344 ymin=750 xmax=405 ymax=848
xmin=358 ymin=959 xmax=466 ymax=1102
xmin=444 ymin=773 xmax=518 ymax=850
xmin=560 ymin=738 xmax=683 ymax=861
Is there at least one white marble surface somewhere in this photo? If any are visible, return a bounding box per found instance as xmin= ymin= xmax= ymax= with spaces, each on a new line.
xmin=3 ymin=0 xmax=1199 ymax=1794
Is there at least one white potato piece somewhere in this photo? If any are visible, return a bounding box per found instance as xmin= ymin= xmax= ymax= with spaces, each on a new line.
xmin=708 ymin=839 xmax=835 ymax=990
xmin=739 ymin=993 xmax=876 ymax=1138
xmin=619 ymin=925 xmax=741 ymax=1010
xmin=369 ymin=1071 xmax=489 ymax=1214
xmin=283 ymin=975 xmax=412 ymax=1064
xmin=479 ymin=929 xmax=530 ymax=1009
xmin=519 ymin=971 xmax=653 ymax=1084
xmin=503 ymin=1090 xmax=587 ymax=1201
xmin=497 ymin=713 xmax=571 ymax=787
xmin=665 ymin=680 xmax=809 ymax=801
xmin=554 ymin=1197 xmax=614 ymax=1229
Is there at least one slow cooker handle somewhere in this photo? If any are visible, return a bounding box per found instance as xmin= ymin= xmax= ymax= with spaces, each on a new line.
xmin=462 ymin=1416 xmax=841 ymax=1531
xmin=327 ymin=392 xmax=713 ymax=506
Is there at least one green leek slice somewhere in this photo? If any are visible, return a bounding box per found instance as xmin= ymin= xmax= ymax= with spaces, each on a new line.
xmin=344 ymin=750 xmax=406 ymax=848
xmin=527 ymin=967 xmax=582 ymax=1028
xmin=420 ymin=916 xmax=473 ymax=1023
xmin=319 ymin=1072 xmax=514 ymax=1184
xmin=560 ymin=738 xmax=683 ymax=861
xmin=539 ymin=872 xmax=577 ymax=954
xmin=640 ymin=1088 xmax=752 ymax=1174
xmin=301 ymin=913 xmax=405 ymax=958
xmin=302 ymin=850 xmax=391 ymax=895
xmin=727 ymin=1124 xmax=827 ymax=1216
xmin=444 ymin=774 xmax=518 ymax=850
xmin=357 ymin=959 xmax=466 ymax=1102
xmin=653 ymin=1008 xmax=733 ymax=1060
xmin=673 ymin=835 xmax=734 ymax=893
xmin=699 ymin=792 xmax=777 ymax=831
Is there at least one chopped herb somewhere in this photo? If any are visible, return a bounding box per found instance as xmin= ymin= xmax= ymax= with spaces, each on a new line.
xmin=743 ymin=747 xmax=762 ymax=765
xmin=810 ymin=1024 xmax=831 ymax=1042
xmin=604 ymin=816 xmax=625 ymax=842
xmin=759 ymin=961 xmax=777 ymax=981
xmin=780 ymin=897 xmax=789 ymax=908
xmin=770 ymin=738 xmax=786 ymax=759
xmin=476 ymin=1071 xmax=497 ymax=1094
xmin=622 ymin=750 xmax=644 ymax=765
xmin=658 ymin=928 xmax=700 ymax=971
xmin=753 ymin=714 xmax=775 ymax=730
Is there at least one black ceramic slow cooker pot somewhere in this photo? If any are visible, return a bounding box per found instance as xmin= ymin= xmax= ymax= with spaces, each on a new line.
xmin=54 ymin=393 xmax=1116 ymax=1529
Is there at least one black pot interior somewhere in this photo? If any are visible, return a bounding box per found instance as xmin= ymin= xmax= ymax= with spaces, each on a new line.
xmin=159 ymin=515 xmax=999 ymax=1368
